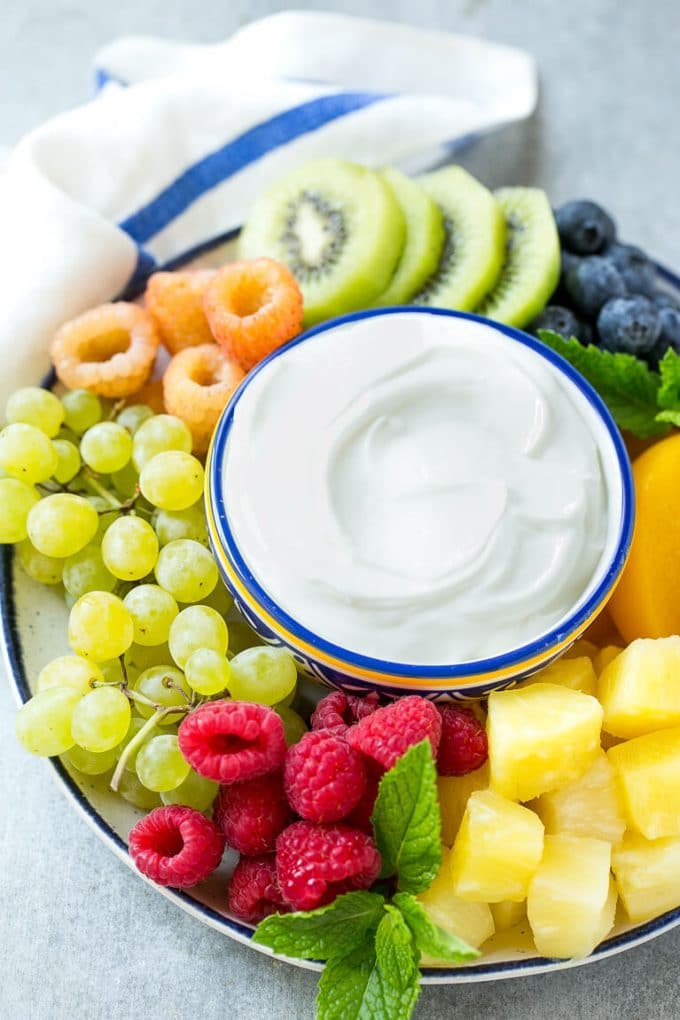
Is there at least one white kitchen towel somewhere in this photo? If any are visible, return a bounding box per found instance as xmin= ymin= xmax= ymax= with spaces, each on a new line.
xmin=0 ymin=11 xmax=536 ymax=405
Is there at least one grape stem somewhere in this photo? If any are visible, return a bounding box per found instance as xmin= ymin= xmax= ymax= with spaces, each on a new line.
xmin=110 ymin=706 xmax=173 ymax=792
xmin=80 ymin=468 xmax=140 ymax=513
xmin=163 ymin=677 xmax=192 ymax=703
xmin=107 ymin=399 xmax=127 ymax=421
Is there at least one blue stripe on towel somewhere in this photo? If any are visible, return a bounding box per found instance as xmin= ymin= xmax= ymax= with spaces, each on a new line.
xmin=118 ymin=90 xmax=389 ymax=245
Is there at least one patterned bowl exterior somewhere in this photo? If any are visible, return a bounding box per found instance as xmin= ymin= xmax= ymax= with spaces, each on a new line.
xmin=206 ymin=308 xmax=635 ymax=701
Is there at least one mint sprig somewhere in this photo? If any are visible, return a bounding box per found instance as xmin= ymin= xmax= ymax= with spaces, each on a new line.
xmin=252 ymin=740 xmax=475 ymax=1020
xmin=393 ymin=892 xmax=479 ymax=963
xmin=657 ymin=348 xmax=680 ymax=426
xmin=252 ymin=891 xmax=385 ymax=960
xmin=538 ymin=329 xmax=671 ymax=439
xmin=371 ymin=739 xmax=441 ymax=892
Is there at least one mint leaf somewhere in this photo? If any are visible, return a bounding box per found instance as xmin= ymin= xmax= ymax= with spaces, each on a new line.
xmin=393 ymin=891 xmax=479 ymax=963
xmin=538 ymin=330 xmax=670 ymax=439
xmin=316 ymin=944 xmax=380 ymax=1020
xmin=371 ymin=740 xmax=441 ymax=892
xmin=252 ymin=891 xmax=385 ymax=961
xmin=373 ymin=906 xmax=421 ymax=1016
xmin=656 ymin=348 xmax=680 ymax=426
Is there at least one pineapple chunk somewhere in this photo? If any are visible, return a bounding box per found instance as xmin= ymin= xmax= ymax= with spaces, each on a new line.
xmin=599 ymin=637 xmax=680 ymax=739
xmin=417 ymin=847 xmax=495 ymax=960
xmin=527 ymin=834 xmax=615 ymax=958
xmin=437 ymin=762 xmax=490 ymax=846
xmin=565 ymin=638 xmax=598 ymax=659
xmin=594 ymin=645 xmax=623 ymax=676
xmin=532 ymin=750 xmax=626 ymax=844
xmin=612 ymin=831 xmax=680 ymax=923
xmin=488 ymin=683 xmax=603 ymax=802
xmin=608 ymin=727 xmax=680 ymax=838
xmin=524 ymin=656 xmax=597 ymax=696
xmin=450 ymin=790 xmax=544 ymax=902
xmin=490 ymin=900 xmax=527 ymax=932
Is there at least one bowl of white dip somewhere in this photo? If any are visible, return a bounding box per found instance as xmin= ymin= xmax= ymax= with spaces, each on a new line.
xmin=205 ymin=308 xmax=634 ymax=700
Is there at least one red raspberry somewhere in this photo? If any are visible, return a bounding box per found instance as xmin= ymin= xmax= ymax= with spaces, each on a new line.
xmin=346 ymin=772 xmax=381 ymax=832
xmin=276 ymin=821 xmax=381 ymax=910
xmin=436 ymin=704 xmax=488 ymax=776
xmin=228 ymin=854 xmax=289 ymax=923
xmin=284 ymin=730 xmax=367 ymax=823
xmin=178 ymin=701 xmax=286 ymax=783
xmin=129 ymin=805 xmax=225 ymax=888
xmin=346 ymin=695 xmax=442 ymax=772
xmin=214 ymin=772 xmax=292 ymax=855
xmin=311 ymin=690 xmax=380 ymax=735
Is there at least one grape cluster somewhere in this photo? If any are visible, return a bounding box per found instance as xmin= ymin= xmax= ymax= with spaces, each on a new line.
xmin=4 ymin=386 xmax=307 ymax=814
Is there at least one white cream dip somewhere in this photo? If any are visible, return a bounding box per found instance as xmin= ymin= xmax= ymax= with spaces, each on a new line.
xmin=222 ymin=312 xmax=612 ymax=665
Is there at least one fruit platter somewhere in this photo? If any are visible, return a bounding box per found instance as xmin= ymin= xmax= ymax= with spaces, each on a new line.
xmin=4 ymin=158 xmax=680 ymax=1019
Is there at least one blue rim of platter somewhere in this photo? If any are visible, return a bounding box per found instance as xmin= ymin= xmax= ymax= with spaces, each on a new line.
xmin=208 ymin=305 xmax=635 ymax=683
xmin=2 ymin=243 xmax=680 ymax=982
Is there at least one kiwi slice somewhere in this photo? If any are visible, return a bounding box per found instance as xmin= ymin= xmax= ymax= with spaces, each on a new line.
xmin=370 ymin=168 xmax=445 ymax=306
xmin=412 ymin=166 xmax=506 ymax=310
xmin=238 ymin=158 xmax=405 ymax=325
xmin=476 ymin=188 xmax=561 ymax=328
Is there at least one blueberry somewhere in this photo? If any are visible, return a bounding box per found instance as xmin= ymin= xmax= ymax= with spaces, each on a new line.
xmin=560 ymin=250 xmax=580 ymax=281
xmin=566 ymin=256 xmax=627 ymax=318
xmin=605 ymin=243 xmax=656 ymax=296
xmin=645 ymin=337 xmax=670 ymax=369
xmin=555 ymin=200 xmax=616 ymax=254
xmin=654 ymin=291 xmax=680 ymax=310
xmin=597 ymin=296 xmax=662 ymax=355
xmin=659 ymin=305 xmax=680 ymax=353
xmin=531 ymin=305 xmax=582 ymax=340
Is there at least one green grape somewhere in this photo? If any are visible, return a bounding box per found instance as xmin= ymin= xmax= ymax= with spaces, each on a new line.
xmin=101 ymin=515 xmax=158 ymax=580
xmin=132 ymin=414 xmax=192 ymax=471
xmin=0 ymin=479 xmax=41 ymax=543
xmin=63 ymin=543 xmax=116 ymax=597
xmin=276 ymin=706 xmax=309 ymax=747
xmin=6 ymin=387 xmax=64 ymax=438
xmin=80 ymin=422 xmax=133 ymax=474
xmin=111 ymin=461 xmax=139 ymax=499
xmin=57 ymin=425 xmax=80 ymax=445
xmin=161 ymin=769 xmax=218 ymax=811
xmin=226 ymin=620 xmax=264 ymax=656
xmin=117 ymin=769 xmax=162 ymax=810
xmin=140 ymin=451 xmax=204 ymax=512
xmin=95 ymin=509 xmax=121 ymax=541
xmin=64 ymin=591 xmax=77 ymax=611
xmin=37 ymin=654 xmax=104 ymax=695
xmin=185 ymin=648 xmax=231 ymax=696
xmin=155 ymin=540 xmax=218 ymax=603
xmin=123 ymin=584 xmax=178 ymax=646
xmin=17 ymin=539 xmax=64 ymax=585
xmin=117 ymin=404 xmax=154 ymax=435
xmin=100 ymin=658 xmax=125 ymax=684
xmin=228 ymin=646 xmax=297 ymax=706
xmin=65 ymin=744 xmax=118 ymax=776
xmin=118 ymin=715 xmax=162 ymax=772
xmin=27 ymin=493 xmax=98 ymax=558
xmin=134 ymin=665 xmax=191 ymax=724
xmin=154 ymin=503 xmax=208 ymax=547
xmin=124 ymin=642 xmax=172 ymax=677
xmin=202 ymin=579 xmax=234 ymax=616
xmin=61 ymin=389 xmax=102 ymax=435
xmin=274 ymin=687 xmax=296 ymax=709
xmin=0 ymin=422 xmax=59 ymax=484
xmin=71 ymin=685 xmax=131 ymax=752
xmin=52 ymin=439 xmax=81 ymax=484
xmin=136 ymin=734 xmax=191 ymax=792
xmin=68 ymin=591 xmax=134 ymax=660
xmin=168 ymin=604 xmax=228 ymax=669
xmin=15 ymin=687 xmax=82 ymax=756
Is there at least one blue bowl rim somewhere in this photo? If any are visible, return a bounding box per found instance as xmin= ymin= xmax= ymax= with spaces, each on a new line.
xmin=208 ymin=305 xmax=636 ymax=681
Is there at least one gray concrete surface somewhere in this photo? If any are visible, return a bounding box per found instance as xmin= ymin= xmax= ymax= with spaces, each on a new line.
xmin=1 ymin=2 xmax=680 ymax=1018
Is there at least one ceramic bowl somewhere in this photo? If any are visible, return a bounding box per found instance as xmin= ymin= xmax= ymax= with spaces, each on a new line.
xmin=206 ymin=307 xmax=635 ymax=701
